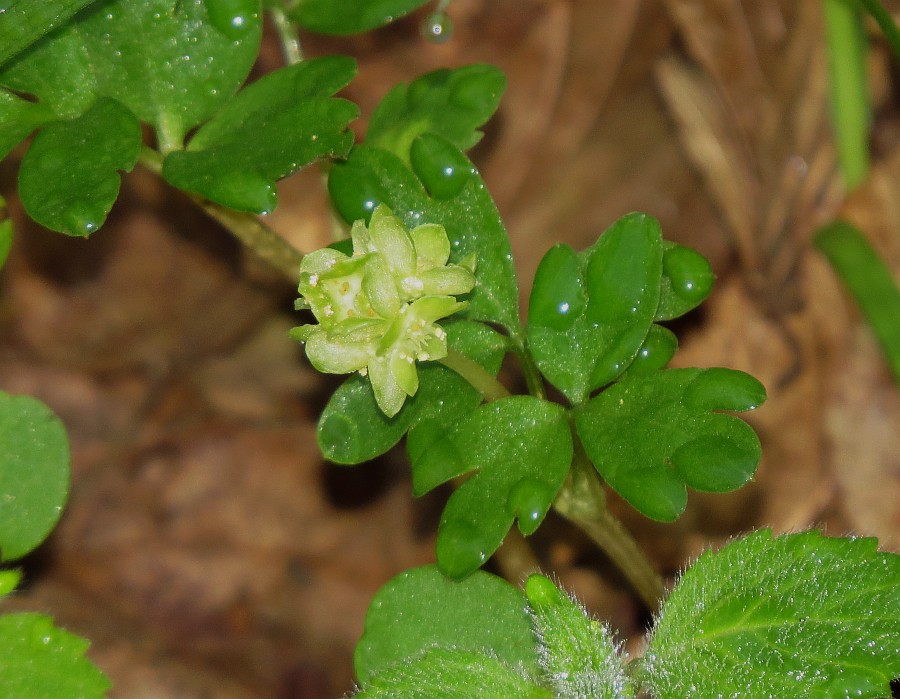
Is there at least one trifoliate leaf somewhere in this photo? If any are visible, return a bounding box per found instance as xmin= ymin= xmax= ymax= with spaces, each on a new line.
xmin=317 ymin=319 xmax=506 ymax=464
xmin=574 ymin=368 xmax=765 ymax=522
xmin=0 ymin=612 xmax=110 ymax=697
xmin=18 ymin=97 xmax=141 ymax=236
xmin=412 ymin=396 xmax=572 ymax=579
xmin=527 ymin=214 xmax=664 ymax=404
xmin=642 ymin=530 xmax=900 ymax=699
xmin=328 ymin=139 xmax=522 ymax=339
xmin=355 ymin=648 xmax=551 ymax=699
xmin=0 ymin=393 xmax=70 ymax=562
xmin=354 ymin=565 xmax=541 ymax=685
xmin=163 ymin=57 xmax=358 ymax=214
xmin=0 ymin=0 xmax=261 ymax=148
xmin=525 ymin=574 xmax=635 ymax=699
xmin=290 ymin=0 xmax=430 ymax=35
xmin=367 ymin=64 xmax=506 ymax=165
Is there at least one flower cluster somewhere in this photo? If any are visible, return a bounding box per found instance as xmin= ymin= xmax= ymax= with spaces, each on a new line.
xmin=291 ymin=205 xmax=476 ymax=417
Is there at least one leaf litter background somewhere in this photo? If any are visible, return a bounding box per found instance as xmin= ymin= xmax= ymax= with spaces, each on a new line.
xmin=1 ymin=0 xmax=899 ymax=696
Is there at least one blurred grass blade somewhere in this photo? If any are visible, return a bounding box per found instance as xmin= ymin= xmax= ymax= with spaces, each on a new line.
xmin=861 ymin=0 xmax=900 ymax=60
xmin=815 ymin=220 xmax=900 ymax=382
xmin=823 ymin=0 xmax=870 ymax=189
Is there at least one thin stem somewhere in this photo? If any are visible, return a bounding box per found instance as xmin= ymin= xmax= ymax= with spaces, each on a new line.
xmin=138 ymin=147 xmax=305 ymax=281
xmin=553 ymin=439 xmax=666 ymax=613
xmin=270 ymin=5 xmax=303 ymax=65
xmin=861 ymin=0 xmax=900 ymax=59
xmin=823 ymin=0 xmax=871 ymax=189
xmin=438 ymin=348 xmax=511 ymax=402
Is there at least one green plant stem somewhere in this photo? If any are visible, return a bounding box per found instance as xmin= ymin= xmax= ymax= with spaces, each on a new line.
xmin=815 ymin=219 xmax=900 ymax=382
xmin=139 ymin=147 xmax=305 ymax=280
xmin=861 ymin=0 xmax=900 ymax=58
xmin=553 ymin=440 xmax=665 ymax=613
xmin=270 ymin=6 xmax=304 ymax=65
xmin=824 ymin=0 xmax=871 ymax=189
xmin=438 ymin=348 xmax=511 ymax=402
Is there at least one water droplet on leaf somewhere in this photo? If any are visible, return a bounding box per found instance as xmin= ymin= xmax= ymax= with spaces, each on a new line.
xmin=204 ymin=0 xmax=258 ymax=39
xmin=410 ymin=134 xmax=475 ymax=200
xmin=420 ymin=11 xmax=453 ymax=43
xmin=626 ymin=324 xmax=677 ymax=375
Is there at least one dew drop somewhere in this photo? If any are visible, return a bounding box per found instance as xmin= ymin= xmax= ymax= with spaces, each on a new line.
xmin=420 ymin=11 xmax=453 ymax=43
xmin=204 ymin=0 xmax=258 ymax=39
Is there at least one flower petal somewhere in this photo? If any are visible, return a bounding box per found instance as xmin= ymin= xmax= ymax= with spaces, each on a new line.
xmin=368 ymin=356 xmax=408 ymax=417
xmin=368 ymin=205 xmax=416 ymax=277
xmin=305 ymin=331 xmax=373 ymax=374
xmin=411 ymin=222 xmax=451 ymax=269
xmin=417 ymin=266 xmax=476 ymax=297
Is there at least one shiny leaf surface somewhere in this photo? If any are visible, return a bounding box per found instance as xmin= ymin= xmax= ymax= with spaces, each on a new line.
xmin=367 ymin=64 xmax=506 ymax=164
xmin=163 ymin=57 xmax=358 ymax=213
xmin=19 ymin=97 xmax=141 ymax=236
xmin=527 ymin=214 xmax=664 ymax=403
xmin=574 ymin=368 xmax=765 ymax=521
xmin=0 ymin=393 xmax=70 ymax=562
xmin=0 ymin=613 xmax=110 ymax=697
xmin=413 ymin=396 xmax=572 ymax=578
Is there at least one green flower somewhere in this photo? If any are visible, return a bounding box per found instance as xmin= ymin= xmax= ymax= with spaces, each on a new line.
xmin=291 ymin=205 xmax=475 ymax=417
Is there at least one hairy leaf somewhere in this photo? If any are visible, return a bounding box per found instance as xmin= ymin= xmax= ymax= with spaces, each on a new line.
xmin=642 ymin=530 xmax=900 ymax=698
xmin=0 ymin=393 xmax=70 ymax=562
xmin=355 ymin=648 xmax=551 ymax=699
xmin=0 ymin=613 xmax=110 ymax=697
xmin=575 ymin=368 xmax=765 ymax=521
xmin=525 ymin=574 xmax=635 ymax=699
xmin=354 ymin=565 xmax=540 ymax=685
xmin=290 ymin=0 xmax=430 ymax=35
xmin=413 ymin=396 xmax=572 ymax=579
xmin=317 ymin=320 xmax=506 ymax=464
xmin=19 ymin=97 xmax=141 ymax=236
xmin=328 ymin=139 xmax=522 ymax=338
xmin=163 ymin=56 xmax=358 ymax=213
xmin=527 ymin=214 xmax=664 ymax=403
xmin=367 ymin=64 xmax=506 ymax=164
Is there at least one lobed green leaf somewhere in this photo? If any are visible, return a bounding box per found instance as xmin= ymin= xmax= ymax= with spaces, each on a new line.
xmin=527 ymin=214 xmax=664 ymax=404
xmin=1 ymin=0 xmax=262 ymax=144
xmin=367 ymin=64 xmax=506 ymax=165
xmin=642 ymin=530 xmax=900 ymax=698
xmin=0 ymin=393 xmax=70 ymax=562
xmin=0 ymin=612 xmax=110 ymax=697
xmin=413 ymin=396 xmax=572 ymax=579
xmin=354 ymin=565 xmax=540 ymax=685
xmin=317 ymin=319 xmax=506 ymax=464
xmin=655 ymin=242 xmax=715 ymax=321
xmin=163 ymin=56 xmax=359 ymax=213
xmin=290 ymin=0 xmax=430 ymax=35
xmin=18 ymin=97 xmax=141 ymax=236
xmin=574 ymin=368 xmax=765 ymax=522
